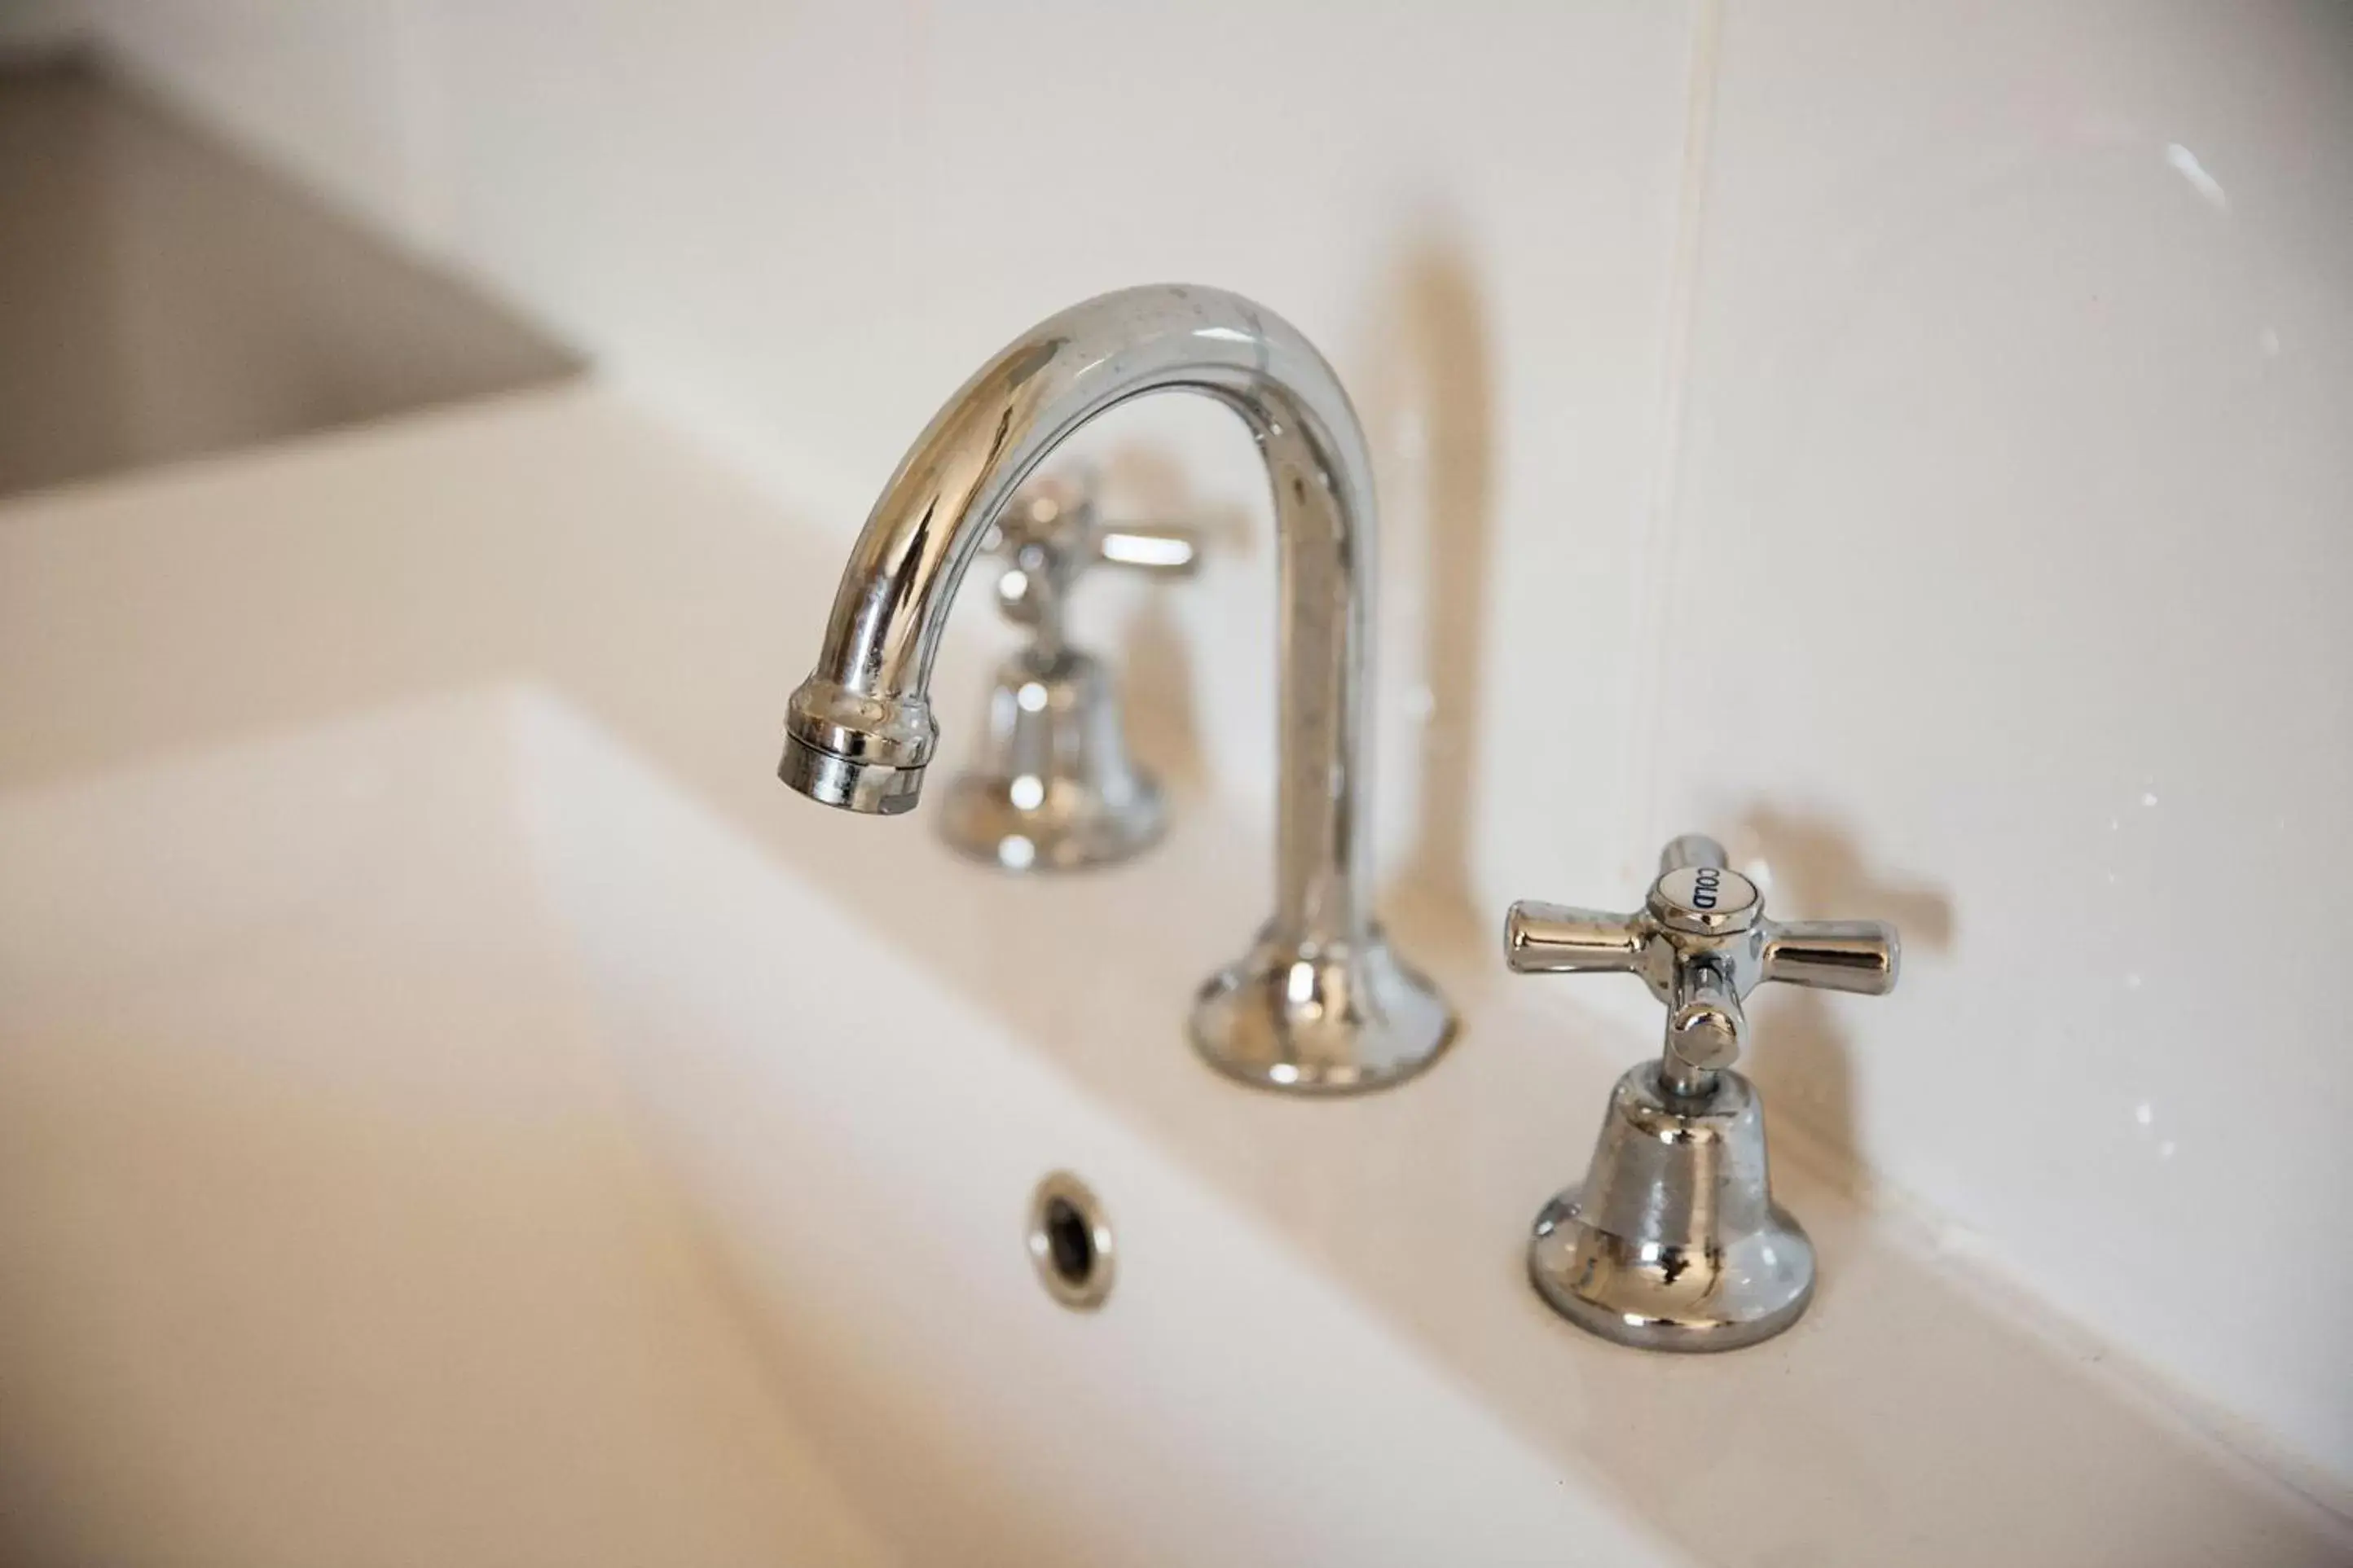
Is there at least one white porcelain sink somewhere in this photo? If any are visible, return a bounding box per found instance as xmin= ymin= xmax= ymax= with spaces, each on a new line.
xmin=2 ymin=388 xmax=2343 ymax=1565
xmin=0 ymin=685 xmax=1674 ymax=1566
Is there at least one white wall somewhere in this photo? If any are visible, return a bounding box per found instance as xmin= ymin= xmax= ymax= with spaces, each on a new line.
xmin=56 ymin=0 xmax=2353 ymax=1501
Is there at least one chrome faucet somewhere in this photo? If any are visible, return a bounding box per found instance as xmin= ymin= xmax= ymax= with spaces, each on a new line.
xmin=779 ymin=285 xmax=1457 ymax=1092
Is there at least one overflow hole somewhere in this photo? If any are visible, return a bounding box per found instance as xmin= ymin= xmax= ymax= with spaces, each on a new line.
xmin=1028 ymin=1171 xmax=1115 ymax=1310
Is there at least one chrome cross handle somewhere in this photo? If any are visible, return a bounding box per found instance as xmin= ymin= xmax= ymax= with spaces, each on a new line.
xmin=1510 ymin=834 xmax=1901 ymax=1349
xmin=1504 ymin=833 xmax=1899 ymax=1096
xmin=982 ymin=472 xmax=1200 ymax=661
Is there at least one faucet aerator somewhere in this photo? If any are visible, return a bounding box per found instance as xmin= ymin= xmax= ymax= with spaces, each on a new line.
xmin=777 ymin=735 xmax=926 ymax=816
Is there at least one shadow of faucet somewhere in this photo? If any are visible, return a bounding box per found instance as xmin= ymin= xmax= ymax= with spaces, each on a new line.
xmin=1731 ymin=804 xmax=1955 ymax=1184
xmin=1362 ymin=233 xmax=1497 ymax=946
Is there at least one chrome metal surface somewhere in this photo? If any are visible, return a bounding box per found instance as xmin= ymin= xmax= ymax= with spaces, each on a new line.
xmin=1506 ymin=834 xmax=1899 ymax=1351
xmin=1505 ymin=837 xmax=1896 ymax=1097
xmin=938 ymin=473 xmax=1194 ymax=872
xmin=1529 ymin=1066 xmax=1815 ymax=1352
xmin=1027 ymin=1171 xmax=1115 ymax=1311
xmin=780 ymin=284 xmax=1456 ymax=1092
xmin=1190 ymin=923 xmax=1460 ymax=1095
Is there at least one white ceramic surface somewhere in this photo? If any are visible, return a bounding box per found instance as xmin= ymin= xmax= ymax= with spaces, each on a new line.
xmin=1647 ymin=0 xmax=2353 ymax=1487
xmin=22 ymin=0 xmax=2353 ymax=1528
xmin=2 ymin=389 xmax=2344 ymax=1561
xmin=0 ymin=683 xmax=1675 ymax=1565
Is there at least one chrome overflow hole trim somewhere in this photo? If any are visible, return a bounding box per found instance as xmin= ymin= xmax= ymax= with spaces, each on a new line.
xmin=1027 ymin=1171 xmax=1115 ymax=1311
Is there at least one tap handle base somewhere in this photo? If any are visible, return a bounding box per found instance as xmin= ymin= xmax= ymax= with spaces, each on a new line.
xmin=1528 ymin=1063 xmax=1814 ymax=1352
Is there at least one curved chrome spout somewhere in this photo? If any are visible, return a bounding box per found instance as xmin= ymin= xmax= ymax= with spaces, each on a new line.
xmin=781 ymin=284 xmax=1455 ymax=1093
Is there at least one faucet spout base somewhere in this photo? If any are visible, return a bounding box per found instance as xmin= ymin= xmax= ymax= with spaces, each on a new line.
xmin=1189 ymin=928 xmax=1457 ymax=1095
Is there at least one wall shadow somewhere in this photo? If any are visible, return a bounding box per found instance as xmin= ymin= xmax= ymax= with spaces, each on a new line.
xmin=0 ymin=57 xmax=578 ymax=502
xmin=1735 ymin=803 xmax=1955 ymax=1182
xmin=1364 ymin=235 xmax=1497 ymax=942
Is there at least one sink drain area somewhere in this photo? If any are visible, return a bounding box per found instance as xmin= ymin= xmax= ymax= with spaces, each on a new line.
xmin=1027 ymin=1171 xmax=1115 ymax=1311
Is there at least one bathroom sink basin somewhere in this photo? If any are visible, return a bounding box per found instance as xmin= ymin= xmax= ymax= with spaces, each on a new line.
xmin=0 ymin=685 xmax=1673 ymax=1567
xmin=4 ymin=388 xmax=2343 ymax=1566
